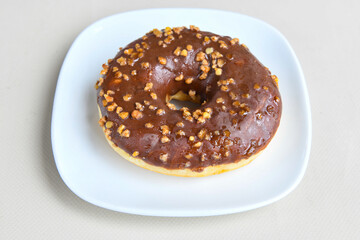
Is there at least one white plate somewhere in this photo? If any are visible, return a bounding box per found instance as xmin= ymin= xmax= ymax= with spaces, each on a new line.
xmin=52 ymin=8 xmax=311 ymax=217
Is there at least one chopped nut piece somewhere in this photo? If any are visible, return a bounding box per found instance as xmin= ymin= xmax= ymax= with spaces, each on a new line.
xmin=152 ymin=28 xmax=162 ymax=38
xmin=119 ymin=112 xmax=129 ymax=119
xmin=98 ymin=77 xmax=104 ymax=86
xmin=107 ymin=90 xmax=115 ymax=95
xmin=99 ymin=89 xmax=104 ymax=97
xmin=166 ymin=102 xmax=176 ymax=110
xmin=150 ymin=92 xmax=157 ymax=100
xmin=104 ymin=94 xmax=114 ymax=103
xmin=176 ymin=130 xmax=185 ymax=136
xmin=189 ymin=90 xmax=196 ymax=99
xmin=186 ymin=44 xmax=193 ymax=51
xmin=189 ymin=136 xmax=195 ymax=142
xmin=172 ymin=47 xmax=181 ymax=57
xmin=242 ymin=93 xmax=250 ymax=98
xmin=254 ymin=83 xmax=260 ymax=90
xmin=204 ymin=107 xmax=213 ymax=114
xmin=104 ymin=129 xmax=111 ymax=139
xmin=221 ymin=85 xmax=229 ymax=92
xmin=159 ymin=153 xmax=168 ymax=162
xmin=203 ymin=36 xmax=210 ymax=44
xmin=195 ymin=52 xmax=205 ymax=61
xmin=199 ymin=72 xmax=207 ymax=80
xmin=143 ymin=100 xmax=150 ymax=105
xmin=229 ymin=110 xmax=236 ymax=115
xmin=161 ymin=136 xmax=170 ymax=143
xmin=185 ymin=154 xmax=193 ymax=159
xmin=141 ymin=62 xmax=150 ymax=69
xmin=114 ymin=71 xmax=122 ymax=78
xmin=156 ymin=109 xmax=165 ymax=116
xmin=158 ymin=57 xmax=167 ymax=65
xmin=102 ymin=100 xmax=107 ymax=107
xmin=144 ymin=82 xmax=153 ymax=91
xmin=116 ymin=57 xmax=127 ymax=66
xmin=131 ymin=110 xmax=143 ymax=119
xmin=107 ymin=103 xmax=117 ymax=112
xmin=135 ymin=102 xmax=144 ymax=111
xmin=200 ymin=65 xmax=210 ymax=73
xmin=274 ymin=96 xmax=280 ymax=102
xmin=185 ymin=78 xmax=193 ymax=84
xmin=197 ymin=129 xmax=207 ymax=139
xmin=175 ymin=74 xmax=184 ymax=81
xmin=211 ymin=51 xmax=223 ymax=59
xmin=121 ymin=129 xmax=130 ymax=137
xmin=145 ymin=123 xmax=154 ymax=128
xmin=217 ymin=59 xmax=225 ymax=67
xmin=193 ymin=142 xmax=202 ymax=148
xmin=229 ymin=91 xmax=237 ymax=100
xmin=190 ymin=25 xmax=200 ymax=31
xmin=117 ymin=124 xmax=125 ymax=134
xmin=141 ymin=41 xmax=149 ymax=49
xmin=132 ymin=151 xmax=139 ymax=157
xmin=196 ymin=33 xmax=202 ymax=39
xmin=215 ymin=68 xmax=223 ymax=76
xmin=233 ymin=101 xmax=241 ymax=107
xmin=212 ymin=153 xmax=220 ymax=160
xmin=116 ymin=106 xmax=123 ymax=114
xmin=123 ymin=74 xmax=129 ymax=81
xmin=180 ymin=49 xmax=188 ymax=56
xmin=123 ymin=94 xmax=132 ymax=101
xmin=197 ymin=116 xmax=206 ymax=124
xmin=241 ymin=43 xmax=249 ymax=50
xmin=216 ymin=98 xmax=224 ymax=104
xmin=161 ymin=125 xmax=170 ymax=135
xmin=205 ymin=47 xmax=214 ymax=54
xmin=98 ymin=117 xmax=106 ymax=127
xmin=211 ymin=36 xmax=219 ymax=42
xmin=124 ymin=48 xmax=134 ymax=55
xmin=149 ymin=105 xmax=157 ymax=110
xmin=219 ymin=40 xmax=228 ymax=49
xmin=263 ymin=86 xmax=269 ymax=90
xmin=131 ymin=70 xmax=137 ymax=76
xmin=105 ymin=121 xmax=113 ymax=128
xmin=224 ymin=130 xmax=230 ymax=137
xmin=230 ymin=38 xmax=239 ymax=45
xmin=202 ymin=112 xmax=211 ymax=119
xmin=176 ymin=121 xmax=184 ymax=128
xmin=112 ymin=67 xmax=119 ymax=72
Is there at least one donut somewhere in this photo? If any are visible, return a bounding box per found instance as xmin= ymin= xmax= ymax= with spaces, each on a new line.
xmin=95 ymin=26 xmax=282 ymax=177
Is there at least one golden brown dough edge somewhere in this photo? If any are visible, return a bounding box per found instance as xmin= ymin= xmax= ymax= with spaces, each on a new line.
xmin=98 ymin=106 xmax=263 ymax=177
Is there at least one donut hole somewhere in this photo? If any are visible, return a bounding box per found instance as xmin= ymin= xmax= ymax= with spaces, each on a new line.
xmin=167 ymin=91 xmax=202 ymax=110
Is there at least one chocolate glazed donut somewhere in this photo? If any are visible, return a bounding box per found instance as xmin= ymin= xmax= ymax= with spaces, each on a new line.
xmin=95 ymin=26 xmax=282 ymax=177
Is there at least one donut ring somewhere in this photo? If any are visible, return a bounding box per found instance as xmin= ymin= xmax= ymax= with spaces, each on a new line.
xmin=95 ymin=26 xmax=282 ymax=177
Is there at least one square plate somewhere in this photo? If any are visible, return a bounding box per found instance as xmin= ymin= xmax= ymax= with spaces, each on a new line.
xmin=52 ymin=8 xmax=311 ymax=217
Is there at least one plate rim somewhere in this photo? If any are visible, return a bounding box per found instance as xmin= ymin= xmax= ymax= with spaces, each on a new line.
xmin=51 ymin=8 xmax=312 ymax=217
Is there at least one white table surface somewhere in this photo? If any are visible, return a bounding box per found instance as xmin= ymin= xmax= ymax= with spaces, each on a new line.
xmin=1 ymin=0 xmax=359 ymax=239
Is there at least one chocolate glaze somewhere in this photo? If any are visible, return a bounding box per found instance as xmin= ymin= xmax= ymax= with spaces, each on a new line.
xmin=96 ymin=27 xmax=282 ymax=172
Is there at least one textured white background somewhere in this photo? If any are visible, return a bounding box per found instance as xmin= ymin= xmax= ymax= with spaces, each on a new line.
xmin=1 ymin=0 xmax=359 ymax=239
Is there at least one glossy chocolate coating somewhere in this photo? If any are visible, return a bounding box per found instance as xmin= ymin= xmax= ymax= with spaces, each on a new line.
xmin=96 ymin=27 xmax=282 ymax=172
